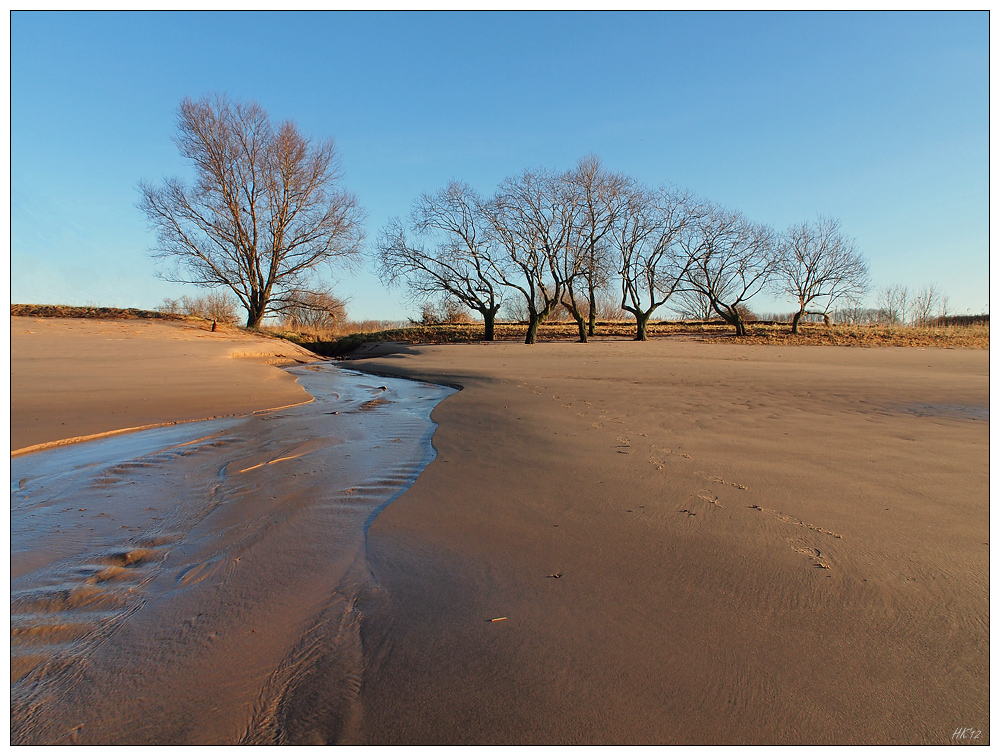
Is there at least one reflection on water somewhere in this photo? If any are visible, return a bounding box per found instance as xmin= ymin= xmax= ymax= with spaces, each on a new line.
xmin=10 ymin=364 xmax=456 ymax=745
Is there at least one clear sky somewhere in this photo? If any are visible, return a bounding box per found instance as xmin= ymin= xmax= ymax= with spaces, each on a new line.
xmin=10 ymin=11 xmax=990 ymax=320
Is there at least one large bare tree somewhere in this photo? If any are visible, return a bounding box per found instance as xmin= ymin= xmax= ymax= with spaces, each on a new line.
xmin=682 ymin=206 xmax=777 ymax=336
xmin=566 ymin=156 xmax=627 ymax=337
xmin=614 ymin=182 xmax=699 ymax=340
xmin=375 ymin=181 xmax=505 ymax=340
xmin=776 ymin=217 xmax=869 ymax=333
xmin=482 ymin=168 xmax=576 ymax=344
xmin=138 ymin=95 xmax=365 ymax=328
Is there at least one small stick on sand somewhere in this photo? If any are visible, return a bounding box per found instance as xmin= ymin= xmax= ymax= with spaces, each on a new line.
xmin=490 ymin=617 xmax=507 ymax=622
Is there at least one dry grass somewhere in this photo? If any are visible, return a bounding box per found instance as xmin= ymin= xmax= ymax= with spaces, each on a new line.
xmin=731 ymin=322 xmax=989 ymax=349
xmin=13 ymin=305 xmax=987 ymax=352
xmin=282 ymin=319 xmax=987 ymax=356
xmin=262 ymin=319 xmax=408 ymax=343
xmin=11 ymin=304 xmax=192 ymax=322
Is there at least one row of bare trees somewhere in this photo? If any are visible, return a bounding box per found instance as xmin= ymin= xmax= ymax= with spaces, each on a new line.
xmin=873 ymin=283 xmax=950 ymax=326
xmin=376 ymin=156 xmax=871 ymax=343
xmin=138 ymin=97 xmax=948 ymax=338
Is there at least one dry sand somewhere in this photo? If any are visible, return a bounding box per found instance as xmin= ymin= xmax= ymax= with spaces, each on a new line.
xmin=344 ymin=339 xmax=989 ymax=745
xmin=10 ymin=316 xmax=319 ymax=453
xmin=9 ymin=322 xmax=990 ymax=744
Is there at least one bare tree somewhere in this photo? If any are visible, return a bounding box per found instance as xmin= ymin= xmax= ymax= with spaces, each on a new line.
xmin=482 ymin=168 xmax=577 ymax=344
xmin=775 ymin=217 xmax=870 ymax=334
xmin=160 ymin=291 xmax=241 ymax=323
xmin=376 ymin=182 xmax=504 ymax=340
xmin=549 ymin=172 xmax=596 ymax=343
xmin=281 ymin=290 xmax=348 ymax=333
xmin=877 ymin=284 xmax=909 ymax=325
xmin=910 ymin=283 xmax=946 ymax=326
xmin=682 ymin=206 xmax=777 ymax=337
xmin=591 ymin=292 xmax=629 ymax=321
xmin=614 ymin=182 xmax=699 ymax=340
xmin=567 ymin=156 xmax=627 ymax=337
xmin=138 ymin=95 xmax=365 ymax=328
xmin=833 ymin=303 xmax=881 ymax=325
xmin=671 ymin=289 xmax=715 ymax=321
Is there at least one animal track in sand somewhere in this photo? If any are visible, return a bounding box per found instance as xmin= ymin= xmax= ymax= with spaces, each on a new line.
xmin=789 ymin=540 xmax=833 ymax=569
xmin=705 ymin=475 xmax=747 ymax=490
xmin=690 ymin=472 xmax=746 ymax=489
xmin=696 ymin=490 xmax=724 ymax=508
xmin=749 ymin=505 xmax=843 ymax=539
xmin=649 ymin=445 xmax=692 ymax=470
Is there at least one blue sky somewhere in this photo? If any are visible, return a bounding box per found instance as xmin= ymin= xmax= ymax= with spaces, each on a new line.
xmin=11 ymin=11 xmax=989 ymax=320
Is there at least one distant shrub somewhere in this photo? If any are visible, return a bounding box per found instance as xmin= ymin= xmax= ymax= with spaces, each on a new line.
xmin=160 ymin=292 xmax=240 ymax=324
xmin=280 ymin=291 xmax=348 ymax=335
xmin=932 ymin=314 xmax=989 ymax=327
xmin=413 ymin=300 xmax=475 ymax=325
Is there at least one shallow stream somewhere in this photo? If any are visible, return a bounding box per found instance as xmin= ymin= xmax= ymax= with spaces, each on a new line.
xmin=10 ymin=364 xmax=456 ymax=744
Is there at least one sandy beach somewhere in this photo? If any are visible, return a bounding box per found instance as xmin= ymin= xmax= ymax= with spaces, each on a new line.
xmin=11 ymin=318 xmax=455 ymax=745
xmin=9 ymin=319 xmax=989 ymax=745
xmin=347 ymin=339 xmax=989 ymax=744
xmin=11 ymin=317 xmax=319 ymax=453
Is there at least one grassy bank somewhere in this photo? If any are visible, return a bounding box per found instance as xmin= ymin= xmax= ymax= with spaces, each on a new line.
xmin=11 ymin=304 xmax=192 ymax=321
xmin=268 ymin=319 xmax=990 ymax=356
xmin=13 ymin=305 xmax=987 ymax=353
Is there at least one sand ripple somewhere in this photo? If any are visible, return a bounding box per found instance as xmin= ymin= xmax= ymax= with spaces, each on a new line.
xmin=10 ymin=365 xmax=455 ymax=745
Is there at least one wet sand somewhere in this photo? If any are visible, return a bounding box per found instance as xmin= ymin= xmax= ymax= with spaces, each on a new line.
xmin=11 ymin=365 xmax=454 ymax=744
xmin=345 ymin=339 xmax=989 ymax=745
xmin=10 ymin=321 xmax=990 ymax=744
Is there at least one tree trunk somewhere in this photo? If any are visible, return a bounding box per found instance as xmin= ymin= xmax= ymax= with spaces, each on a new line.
xmin=733 ymin=316 xmax=746 ymax=337
xmin=588 ymin=287 xmax=597 ymax=337
xmin=482 ymin=311 xmax=496 ymax=341
xmin=524 ymin=315 xmax=540 ymax=345
xmin=634 ymin=312 xmax=650 ymax=341
xmin=791 ymin=309 xmax=804 ymax=334
xmin=246 ymin=288 xmax=267 ymax=329
xmin=574 ymin=314 xmax=588 ymax=343
xmin=246 ymin=304 xmax=266 ymax=329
